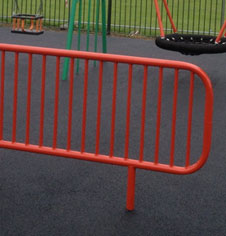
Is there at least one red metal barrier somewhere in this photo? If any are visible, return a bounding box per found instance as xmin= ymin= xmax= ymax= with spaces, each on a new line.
xmin=0 ymin=43 xmax=213 ymax=210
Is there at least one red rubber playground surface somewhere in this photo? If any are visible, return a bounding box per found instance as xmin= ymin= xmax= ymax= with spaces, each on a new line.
xmin=0 ymin=26 xmax=226 ymax=236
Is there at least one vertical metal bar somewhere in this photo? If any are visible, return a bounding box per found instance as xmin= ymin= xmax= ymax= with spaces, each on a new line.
xmin=170 ymin=69 xmax=179 ymax=167
xmin=81 ymin=59 xmax=89 ymax=153
xmin=101 ymin=0 xmax=107 ymax=53
xmin=12 ymin=52 xmax=19 ymax=143
xmin=67 ymin=58 xmax=75 ymax=151
xmin=39 ymin=55 xmax=46 ymax=147
xmin=0 ymin=51 xmax=5 ymax=140
xmin=185 ymin=72 xmax=194 ymax=167
xmin=95 ymin=61 xmax=103 ymax=155
xmin=126 ymin=166 xmax=136 ymax=211
xmin=139 ymin=65 xmax=148 ymax=162
xmin=53 ymin=56 xmax=60 ymax=149
xmin=107 ymin=0 xmax=112 ymax=35
xmin=162 ymin=0 xmax=177 ymax=32
xmin=25 ymin=53 xmax=32 ymax=145
xmin=153 ymin=0 xmax=165 ymax=37
xmin=109 ymin=62 xmax=118 ymax=157
xmin=154 ymin=67 xmax=163 ymax=164
xmin=124 ymin=64 xmax=133 ymax=159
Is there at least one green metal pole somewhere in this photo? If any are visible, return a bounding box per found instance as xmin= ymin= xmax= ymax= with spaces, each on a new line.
xmin=101 ymin=0 xmax=107 ymax=53
xmin=86 ymin=0 xmax=92 ymax=51
xmin=94 ymin=0 xmax=100 ymax=66
xmin=62 ymin=0 xmax=79 ymax=81
xmin=76 ymin=0 xmax=82 ymax=74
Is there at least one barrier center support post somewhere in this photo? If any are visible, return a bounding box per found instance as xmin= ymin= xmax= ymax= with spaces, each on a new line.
xmin=126 ymin=166 xmax=136 ymax=211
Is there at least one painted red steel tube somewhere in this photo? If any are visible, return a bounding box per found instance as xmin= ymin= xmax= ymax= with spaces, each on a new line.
xmin=109 ymin=63 xmax=118 ymax=157
xmin=170 ymin=69 xmax=179 ymax=167
xmin=67 ymin=58 xmax=75 ymax=151
xmin=154 ymin=0 xmax=165 ymax=37
xmin=26 ymin=54 xmax=32 ymax=145
xmin=81 ymin=59 xmax=89 ymax=153
xmin=12 ymin=52 xmax=19 ymax=143
xmin=0 ymin=51 xmax=5 ymax=140
xmin=185 ymin=73 xmax=194 ymax=167
xmin=162 ymin=0 xmax=177 ymax=33
xmin=39 ymin=55 xmax=46 ymax=147
xmin=139 ymin=66 xmax=148 ymax=162
xmin=96 ymin=61 xmax=104 ymax=155
xmin=154 ymin=68 xmax=163 ymax=164
xmin=124 ymin=64 xmax=133 ymax=159
xmin=216 ymin=18 xmax=226 ymax=43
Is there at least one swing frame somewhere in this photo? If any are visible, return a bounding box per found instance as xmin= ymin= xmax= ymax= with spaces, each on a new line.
xmin=11 ymin=0 xmax=44 ymax=35
xmin=154 ymin=0 xmax=226 ymax=55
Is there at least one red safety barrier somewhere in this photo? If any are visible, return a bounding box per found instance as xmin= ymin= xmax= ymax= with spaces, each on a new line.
xmin=0 ymin=43 xmax=213 ymax=210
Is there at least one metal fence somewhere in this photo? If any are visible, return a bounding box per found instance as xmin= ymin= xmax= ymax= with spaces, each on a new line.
xmin=1 ymin=0 xmax=226 ymax=37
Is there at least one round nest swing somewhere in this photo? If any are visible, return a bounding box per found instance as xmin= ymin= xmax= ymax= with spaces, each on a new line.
xmin=155 ymin=33 xmax=226 ymax=56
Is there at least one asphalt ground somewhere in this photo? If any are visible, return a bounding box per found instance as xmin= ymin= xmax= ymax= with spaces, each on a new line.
xmin=0 ymin=26 xmax=226 ymax=236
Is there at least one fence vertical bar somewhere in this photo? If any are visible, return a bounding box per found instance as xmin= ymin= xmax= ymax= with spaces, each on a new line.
xmin=25 ymin=53 xmax=33 ymax=145
xmin=67 ymin=58 xmax=75 ymax=151
xmin=39 ymin=55 xmax=46 ymax=147
xmin=109 ymin=62 xmax=118 ymax=157
xmin=12 ymin=52 xmax=19 ymax=143
xmin=154 ymin=67 xmax=163 ymax=164
xmin=124 ymin=64 xmax=133 ymax=159
xmin=95 ymin=61 xmax=103 ymax=155
xmin=53 ymin=56 xmax=60 ymax=149
xmin=170 ymin=69 xmax=179 ymax=167
xmin=185 ymin=72 xmax=194 ymax=167
xmin=81 ymin=59 xmax=89 ymax=153
xmin=0 ymin=51 xmax=5 ymax=140
xmin=139 ymin=65 xmax=148 ymax=162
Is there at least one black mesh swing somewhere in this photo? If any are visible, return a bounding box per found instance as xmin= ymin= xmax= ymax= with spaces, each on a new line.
xmin=154 ymin=0 xmax=226 ymax=56
xmin=11 ymin=0 xmax=44 ymax=35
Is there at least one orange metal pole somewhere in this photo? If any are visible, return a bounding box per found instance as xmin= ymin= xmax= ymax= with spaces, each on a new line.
xmin=30 ymin=19 xmax=34 ymax=30
xmin=25 ymin=54 xmax=33 ymax=145
xmin=39 ymin=55 xmax=46 ymax=147
xmin=67 ymin=58 xmax=75 ymax=151
xmin=139 ymin=66 xmax=148 ymax=162
xmin=162 ymin=0 xmax=177 ymax=33
xmin=95 ymin=61 xmax=104 ymax=155
xmin=124 ymin=64 xmax=133 ymax=159
xmin=154 ymin=67 xmax=163 ymax=164
xmin=170 ymin=69 xmax=179 ymax=167
xmin=21 ymin=19 xmax=25 ymax=31
xmin=0 ymin=51 xmax=5 ymax=140
xmin=81 ymin=60 xmax=89 ymax=153
xmin=153 ymin=0 xmax=165 ymax=37
xmin=16 ymin=19 xmax=21 ymax=30
xmin=185 ymin=72 xmax=194 ymax=167
xmin=12 ymin=52 xmax=19 ymax=143
xmin=126 ymin=166 xmax=136 ymax=211
xmin=216 ymin=19 xmax=226 ymax=43
xmin=36 ymin=19 xmax=40 ymax=32
xmin=109 ymin=63 xmax=118 ymax=157
xmin=53 ymin=57 xmax=60 ymax=149
xmin=12 ymin=18 xmax=16 ymax=30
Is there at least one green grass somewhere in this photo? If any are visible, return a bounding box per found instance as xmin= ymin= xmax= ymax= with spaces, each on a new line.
xmin=1 ymin=0 xmax=226 ymax=36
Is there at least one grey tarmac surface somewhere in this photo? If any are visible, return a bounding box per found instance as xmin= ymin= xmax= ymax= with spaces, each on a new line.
xmin=0 ymin=26 xmax=226 ymax=236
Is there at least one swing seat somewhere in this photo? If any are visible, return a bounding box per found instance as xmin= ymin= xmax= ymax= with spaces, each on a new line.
xmin=155 ymin=33 xmax=226 ymax=55
xmin=11 ymin=14 xmax=44 ymax=35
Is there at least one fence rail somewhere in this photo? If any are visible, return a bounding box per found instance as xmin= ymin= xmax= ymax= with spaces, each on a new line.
xmin=1 ymin=0 xmax=226 ymax=37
